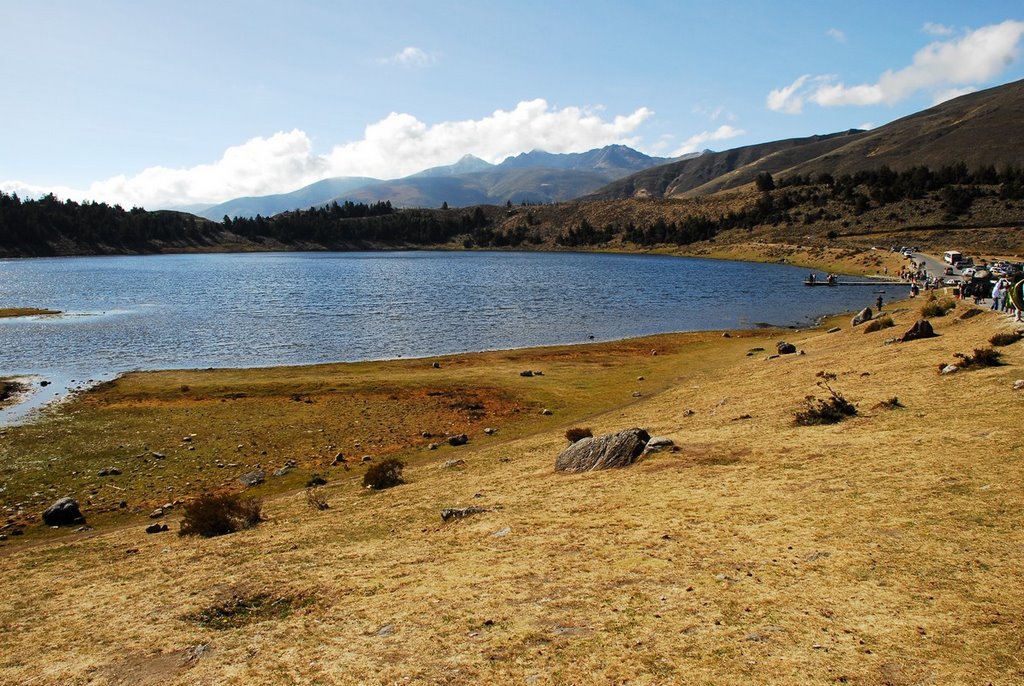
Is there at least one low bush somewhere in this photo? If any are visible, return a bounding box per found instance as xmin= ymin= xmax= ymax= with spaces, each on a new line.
xmin=863 ymin=316 xmax=894 ymax=333
xmin=179 ymin=492 xmax=263 ymax=537
xmin=305 ymin=488 xmax=329 ymax=511
xmin=363 ymin=457 xmax=405 ymax=490
xmin=874 ymin=397 xmax=904 ymax=410
xmin=989 ymin=331 xmax=1023 ymax=346
xmin=954 ymin=347 xmax=1003 ymax=369
xmin=305 ymin=474 xmax=327 ymax=487
xmin=921 ymin=298 xmax=955 ymax=318
xmin=794 ymin=372 xmax=858 ymax=426
xmin=565 ymin=427 xmax=593 ymax=444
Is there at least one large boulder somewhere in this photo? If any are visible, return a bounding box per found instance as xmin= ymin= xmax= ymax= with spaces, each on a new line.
xmin=555 ymin=428 xmax=650 ymax=473
xmin=852 ymin=308 xmax=873 ymax=326
xmin=776 ymin=341 xmax=797 ymax=355
xmin=42 ymin=497 xmax=85 ymax=527
xmin=900 ymin=319 xmax=936 ymax=342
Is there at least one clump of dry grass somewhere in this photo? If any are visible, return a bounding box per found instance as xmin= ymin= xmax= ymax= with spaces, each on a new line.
xmin=363 ymin=457 xmax=405 ymax=490
xmin=863 ymin=316 xmax=894 ymax=333
xmin=921 ymin=296 xmax=956 ymax=318
xmin=874 ymin=396 xmax=904 ymax=410
xmin=794 ymin=371 xmax=858 ymax=425
xmin=178 ymin=493 xmax=263 ymax=537
xmin=989 ymin=331 xmax=1023 ymax=346
xmin=953 ymin=347 xmax=1003 ymax=369
xmin=565 ymin=427 xmax=593 ymax=443
xmin=305 ymin=488 xmax=329 ymax=511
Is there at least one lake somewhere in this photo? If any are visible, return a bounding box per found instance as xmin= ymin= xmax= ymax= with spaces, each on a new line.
xmin=0 ymin=251 xmax=891 ymax=423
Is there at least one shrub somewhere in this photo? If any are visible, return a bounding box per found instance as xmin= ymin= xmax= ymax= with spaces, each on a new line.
xmin=565 ymin=427 xmax=593 ymax=444
xmin=921 ymin=298 xmax=955 ymax=318
xmin=989 ymin=331 xmax=1023 ymax=346
xmin=863 ymin=316 xmax=894 ymax=333
xmin=305 ymin=488 xmax=329 ymax=511
xmin=794 ymin=372 xmax=858 ymax=426
xmin=874 ymin=397 xmax=904 ymax=410
xmin=954 ymin=347 xmax=1003 ymax=369
xmin=363 ymin=457 xmax=405 ymax=490
xmin=179 ymin=492 xmax=263 ymax=537
xmin=305 ymin=474 xmax=327 ymax=487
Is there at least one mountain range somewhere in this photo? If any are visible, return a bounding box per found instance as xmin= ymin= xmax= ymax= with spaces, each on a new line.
xmin=197 ymin=145 xmax=676 ymax=220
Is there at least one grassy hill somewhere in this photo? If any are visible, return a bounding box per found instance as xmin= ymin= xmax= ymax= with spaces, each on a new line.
xmin=2 ymin=294 xmax=1023 ymax=684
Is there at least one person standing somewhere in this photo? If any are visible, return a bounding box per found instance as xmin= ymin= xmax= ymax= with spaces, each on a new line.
xmin=991 ymin=279 xmax=1004 ymax=311
xmin=876 ymin=295 xmax=883 ymax=311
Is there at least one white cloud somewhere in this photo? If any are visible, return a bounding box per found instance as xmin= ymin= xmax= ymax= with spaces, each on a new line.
xmin=0 ymin=100 xmax=655 ymax=209
xmin=826 ymin=28 xmax=847 ymax=43
xmin=691 ymin=104 xmax=736 ymax=122
xmin=923 ymin=22 xmax=954 ymax=37
xmin=379 ymin=46 xmax=435 ymax=67
xmin=857 ymin=122 xmax=876 ymax=131
xmin=671 ymin=124 xmax=745 ymax=156
xmin=767 ymin=20 xmax=1024 ymax=112
xmin=932 ymin=85 xmax=978 ymax=104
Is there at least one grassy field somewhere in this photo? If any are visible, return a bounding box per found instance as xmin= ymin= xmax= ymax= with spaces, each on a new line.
xmin=1 ymin=292 xmax=1023 ymax=685
xmin=0 ymin=307 xmax=61 ymax=318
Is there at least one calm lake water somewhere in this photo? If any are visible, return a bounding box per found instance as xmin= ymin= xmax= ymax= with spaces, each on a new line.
xmin=1 ymin=251 xmax=890 ymax=423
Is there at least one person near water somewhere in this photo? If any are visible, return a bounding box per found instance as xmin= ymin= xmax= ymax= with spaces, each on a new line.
xmin=876 ymin=295 xmax=883 ymax=311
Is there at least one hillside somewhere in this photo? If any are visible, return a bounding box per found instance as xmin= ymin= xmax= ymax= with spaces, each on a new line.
xmin=589 ymin=78 xmax=1024 ymax=201
xmin=3 ymin=295 xmax=1024 ymax=684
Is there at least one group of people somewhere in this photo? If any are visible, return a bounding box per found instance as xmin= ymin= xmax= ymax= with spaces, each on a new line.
xmin=954 ymin=276 xmax=1024 ymax=322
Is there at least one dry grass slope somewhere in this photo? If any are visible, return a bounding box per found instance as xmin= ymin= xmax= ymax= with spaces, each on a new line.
xmin=1 ymin=297 xmax=1023 ymax=684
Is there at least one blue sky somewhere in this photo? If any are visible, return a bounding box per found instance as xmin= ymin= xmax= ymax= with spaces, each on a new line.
xmin=2 ymin=0 xmax=1022 ymax=209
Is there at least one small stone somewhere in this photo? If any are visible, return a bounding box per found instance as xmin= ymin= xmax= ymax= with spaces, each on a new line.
xmin=441 ymin=459 xmax=466 ymax=469
xmin=631 ymin=391 xmax=642 ymax=397
xmin=182 ymin=436 xmax=192 ymax=443
xmin=520 ymin=370 xmax=534 ymax=377
xmin=360 ymin=455 xmax=373 ymax=463
xmin=376 ymin=624 xmax=396 ymax=637
xmin=532 ymin=371 xmax=544 ymax=376
xmin=441 ymin=506 xmax=489 ymax=522
xmin=1013 ymin=379 xmax=1024 ymax=390
xmin=483 ymin=427 xmax=496 ymax=435
xmin=941 ymin=364 xmax=959 ymax=375
xmin=151 ymin=452 xmax=166 ymax=460
xmin=238 ymin=470 xmax=265 ymax=487
xmin=722 ymin=332 xmax=731 ymax=338
xmin=447 ymin=434 xmax=469 ymax=446
xmin=272 ymin=466 xmax=291 ymax=477
xmin=421 ymin=431 xmax=432 ymax=438
xmin=149 ymin=508 xmax=164 ymax=519
xmin=40 ymin=380 xmax=51 ymax=387
xmin=428 ymin=443 xmax=439 ymax=450
xmin=827 ymin=327 xmax=841 ymax=333
xmin=331 ymin=451 xmax=345 ymax=466
xmin=540 ymin=408 xmax=553 ymax=416
xmin=431 ymin=362 xmax=441 ymax=369
xmin=644 ymin=436 xmax=675 ymax=452
xmin=118 ymin=500 xmax=128 ymax=508
xmin=145 ymin=523 xmax=169 ymax=534
xmin=492 ymin=527 xmax=511 ymax=538
xmin=637 ymin=376 xmax=645 ymax=381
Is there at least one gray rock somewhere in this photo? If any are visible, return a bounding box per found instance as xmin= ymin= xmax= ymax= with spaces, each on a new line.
xmin=555 ymin=428 xmax=650 ymax=473
xmin=272 ymin=466 xmax=292 ymax=477
xmin=441 ymin=459 xmax=466 ymax=469
xmin=331 ymin=452 xmax=346 ymax=466
xmin=941 ymin=364 xmax=960 ymax=375
xmin=447 ymin=434 xmax=469 ymax=446
xmin=238 ymin=470 xmax=265 ymax=487
xmin=98 ymin=467 xmax=122 ymax=477
xmin=360 ymin=455 xmax=373 ymax=463
xmin=149 ymin=508 xmax=164 ymax=519
xmin=644 ymin=436 xmax=675 ymax=453
xmin=827 ymin=327 xmax=841 ymax=333
xmin=852 ymin=307 xmax=873 ymax=326
xmin=376 ymin=624 xmax=396 ymax=636
xmin=431 ymin=362 xmax=441 ymax=369
xmin=151 ymin=451 xmax=166 ymax=460
xmin=540 ymin=408 xmax=553 ymax=416
xmin=428 ymin=442 xmax=439 ymax=450
xmin=483 ymin=427 xmax=497 ymax=435
xmin=900 ymin=319 xmax=936 ymax=342
xmin=776 ymin=341 xmax=797 ymax=355
xmin=492 ymin=527 xmax=512 ymax=538
xmin=42 ymin=497 xmax=85 ymax=527
xmin=145 ymin=523 xmax=169 ymax=534
xmin=441 ymin=506 xmax=489 ymax=522
xmin=1014 ymin=379 xmax=1024 ymax=390
xmin=520 ymin=370 xmax=534 ymax=377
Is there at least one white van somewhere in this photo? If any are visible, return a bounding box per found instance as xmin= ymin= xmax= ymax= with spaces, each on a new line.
xmin=943 ymin=250 xmax=963 ymax=264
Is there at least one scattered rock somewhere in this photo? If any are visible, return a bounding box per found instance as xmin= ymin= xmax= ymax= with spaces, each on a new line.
xmin=540 ymin=408 xmax=553 ymax=416
xmin=428 ymin=443 xmax=439 ymax=450
xmin=330 ymin=452 xmax=346 ymax=466
xmin=441 ymin=459 xmax=466 ymax=469
xmin=483 ymin=427 xmax=497 ymax=435
xmin=851 ymin=307 xmax=873 ymax=326
xmin=272 ymin=466 xmax=292 ymax=477
xmin=532 ymin=371 xmax=544 ymax=376
xmin=237 ymin=470 xmax=266 ymax=487
xmin=431 ymin=362 xmax=441 ymax=369
xmin=555 ymin=427 xmax=650 ymax=473
xmin=151 ymin=451 xmax=166 ymax=460
xmin=776 ymin=341 xmax=797 ymax=355
xmin=650 ymin=350 xmax=658 ymax=356
xmin=182 ymin=436 xmax=192 ymax=443
xmin=441 ymin=506 xmax=489 ymax=522
xmin=42 ymin=498 xmax=85 ymax=527
xmin=631 ymin=391 xmax=642 ymax=397
xmin=98 ymin=467 xmax=122 ymax=477
xmin=644 ymin=436 xmax=675 ymax=453
xmin=637 ymin=376 xmax=645 ymax=381
xmin=827 ymin=327 xmax=841 ymax=334
xmin=941 ymin=364 xmax=959 ymax=375
xmin=360 ymin=455 xmax=373 ymax=463
xmin=181 ymin=644 xmax=209 ymax=665
xmin=145 ymin=523 xmax=169 ymax=534
xmin=683 ymin=409 xmax=695 ymax=417
xmin=149 ymin=508 xmax=164 ymax=519
xmin=376 ymin=624 xmax=396 ymax=637
xmin=420 ymin=431 xmax=432 ymax=439
xmin=722 ymin=332 xmax=731 ymax=338
xmin=1014 ymin=380 xmax=1024 ymax=391
xmin=492 ymin=527 xmax=511 ymax=538
xmin=900 ymin=319 xmax=936 ymax=342
xmin=448 ymin=434 xmax=469 ymax=446
xmin=958 ymin=308 xmax=983 ymax=321
xmin=520 ymin=370 xmax=534 ymax=377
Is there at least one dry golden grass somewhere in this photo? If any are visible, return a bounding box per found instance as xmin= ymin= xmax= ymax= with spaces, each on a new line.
xmin=0 ymin=307 xmax=60 ymax=318
xmin=2 ymin=298 xmax=1024 ymax=684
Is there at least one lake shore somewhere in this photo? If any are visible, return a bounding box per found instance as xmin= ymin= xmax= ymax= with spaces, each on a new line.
xmin=0 ymin=307 xmax=61 ymax=318
xmin=1 ymin=289 xmax=1023 ymax=683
